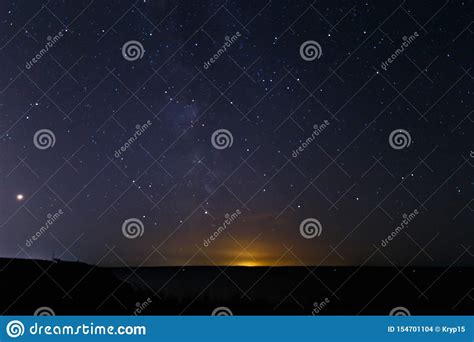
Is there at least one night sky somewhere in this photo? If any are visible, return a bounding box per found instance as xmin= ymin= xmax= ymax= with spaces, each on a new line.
xmin=0 ymin=0 xmax=472 ymax=267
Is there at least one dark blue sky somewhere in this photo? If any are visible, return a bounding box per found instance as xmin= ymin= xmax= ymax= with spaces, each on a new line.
xmin=0 ymin=0 xmax=472 ymax=267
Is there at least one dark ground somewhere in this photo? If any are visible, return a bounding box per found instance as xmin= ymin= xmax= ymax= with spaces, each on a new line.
xmin=1 ymin=258 xmax=472 ymax=315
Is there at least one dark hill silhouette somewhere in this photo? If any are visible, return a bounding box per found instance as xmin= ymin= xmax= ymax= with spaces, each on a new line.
xmin=1 ymin=258 xmax=472 ymax=315
xmin=0 ymin=258 xmax=137 ymax=315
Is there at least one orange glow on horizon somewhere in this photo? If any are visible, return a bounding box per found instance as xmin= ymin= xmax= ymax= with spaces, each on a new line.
xmin=231 ymin=260 xmax=262 ymax=267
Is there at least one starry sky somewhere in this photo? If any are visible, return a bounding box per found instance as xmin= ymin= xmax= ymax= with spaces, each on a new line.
xmin=0 ymin=0 xmax=472 ymax=267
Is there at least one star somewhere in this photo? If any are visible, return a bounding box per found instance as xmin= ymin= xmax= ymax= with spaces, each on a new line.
xmin=16 ymin=194 xmax=24 ymax=201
